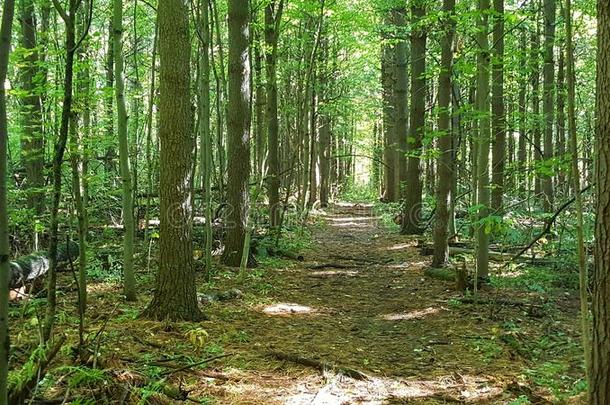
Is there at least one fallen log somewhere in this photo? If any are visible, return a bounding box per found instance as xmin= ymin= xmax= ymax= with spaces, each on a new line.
xmin=9 ymin=242 xmax=78 ymax=289
xmin=268 ymin=351 xmax=370 ymax=380
xmin=306 ymin=263 xmax=359 ymax=270
xmin=419 ymin=245 xmax=553 ymax=264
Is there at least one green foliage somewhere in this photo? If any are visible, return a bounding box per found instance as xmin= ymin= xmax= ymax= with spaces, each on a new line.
xmin=492 ymin=265 xmax=579 ymax=292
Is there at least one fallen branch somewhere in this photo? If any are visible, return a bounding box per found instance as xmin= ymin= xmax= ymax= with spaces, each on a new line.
xmin=268 ymin=351 xmax=370 ymax=380
xmin=507 ymin=184 xmax=593 ymax=266
xmin=160 ymin=353 xmax=235 ymax=376
xmin=306 ymin=263 xmax=359 ymax=270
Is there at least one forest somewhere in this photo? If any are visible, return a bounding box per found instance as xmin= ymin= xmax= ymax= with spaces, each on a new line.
xmin=0 ymin=0 xmax=609 ymax=403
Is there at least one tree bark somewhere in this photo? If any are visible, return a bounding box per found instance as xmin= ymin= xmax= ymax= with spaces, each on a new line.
xmin=141 ymin=0 xmax=203 ymax=320
xmin=590 ymin=0 xmax=610 ymax=401
xmin=18 ymin=0 xmax=45 ymax=214
xmin=542 ymin=0 xmax=556 ymax=212
xmin=0 ymin=0 xmax=16 ymax=400
xmin=44 ymin=0 xmax=79 ymax=342
xmin=475 ymin=0 xmax=491 ymax=280
xmin=531 ymin=17 xmax=542 ymax=199
xmin=401 ymin=1 xmax=426 ymax=235
xmin=518 ymin=28 xmax=528 ymax=197
xmin=265 ymin=0 xmax=284 ymax=220
xmin=381 ymin=38 xmax=397 ymax=202
xmin=113 ymin=0 xmax=136 ymax=301
xmin=432 ymin=0 xmax=455 ymax=268
xmin=222 ymin=0 xmax=252 ymax=267
xmin=490 ymin=0 xmax=504 ymax=213
xmin=394 ymin=8 xmax=408 ymax=196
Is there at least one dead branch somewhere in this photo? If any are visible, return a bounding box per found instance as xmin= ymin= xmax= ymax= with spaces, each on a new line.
xmin=268 ymin=351 xmax=370 ymax=380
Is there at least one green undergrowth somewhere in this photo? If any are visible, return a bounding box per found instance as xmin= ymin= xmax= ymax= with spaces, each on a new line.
xmin=492 ymin=264 xmax=580 ymax=293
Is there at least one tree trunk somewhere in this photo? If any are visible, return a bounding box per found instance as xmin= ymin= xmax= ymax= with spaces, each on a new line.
xmin=475 ymin=0 xmax=491 ymax=280
xmin=590 ymin=0 xmax=610 ymax=401
xmin=222 ymin=0 xmax=252 ymax=267
xmin=114 ymin=0 xmax=136 ymax=301
xmin=265 ymin=0 xmax=284 ymax=222
xmin=394 ymin=8 xmax=408 ymax=196
xmin=141 ymin=0 xmax=203 ymax=320
xmin=556 ymin=44 xmax=566 ymax=191
xmin=18 ymin=0 xmax=45 ymax=214
xmin=432 ymin=0 xmax=455 ymax=268
xmin=490 ymin=0 xmax=504 ymax=213
xmin=197 ymin=0 xmax=212 ymax=278
xmin=254 ymin=27 xmax=266 ymax=178
xmin=381 ymin=39 xmax=397 ymax=201
xmin=104 ymin=21 xmax=116 ymax=179
xmin=518 ymin=28 xmax=528 ymax=197
xmin=542 ymin=0 xmax=555 ymax=212
xmin=531 ymin=18 xmax=542 ymax=199
xmin=44 ymin=0 xmax=79 ymax=342
xmin=401 ymin=1 xmax=426 ymax=235
xmin=0 ymin=0 xmax=16 ymax=400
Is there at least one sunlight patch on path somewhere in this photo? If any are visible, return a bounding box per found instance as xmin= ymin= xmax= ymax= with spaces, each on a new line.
xmin=261 ymin=303 xmax=318 ymax=316
xmin=380 ymin=306 xmax=445 ymax=321
xmin=283 ymin=373 xmax=503 ymax=405
xmin=309 ymin=270 xmax=359 ymax=277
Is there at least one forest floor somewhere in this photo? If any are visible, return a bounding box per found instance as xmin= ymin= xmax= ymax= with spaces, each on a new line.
xmin=12 ymin=202 xmax=587 ymax=404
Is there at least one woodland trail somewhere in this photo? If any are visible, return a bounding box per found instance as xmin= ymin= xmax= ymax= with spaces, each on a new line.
xmin=186 ymin=202 xmax=582 ymax=404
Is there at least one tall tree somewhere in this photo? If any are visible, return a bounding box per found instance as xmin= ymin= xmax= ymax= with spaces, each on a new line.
xmin=542 ymin=0 xmax=555 ymax=211
xmin=0 ymin=0 xmax=16 ymax=401
xmin=490 ymin=0 xmax=504 ymax=212
xmin=475 ymin=0 xmax=491 ymax=281
xmin=265 ymin=0 xmax=285 ymax=223
xmin=401 ymin=0 xmax=426 ymax=235
xmin=394 ymin=7 xmax=408 ymax=196
xmin=44 ymin=0 xmax=82 ymax=341
xmin=381 ymin=37 xmax=398 ymax=201
xmin=531 ymin=15 xmax=542 ymax=198
xmin=141 ymin=0 xmax=204 ymax=320
xmin=113 ymin=0 xmax=136 ymax=301
xmin=222 ymin=0 xmax=252 ymax=266
xmin=432 ymin=0 xmax=455 ymax=268
xmin=590 ymin=0 xmax=610 ymax=400
xmin=18 ymin=0 xmax=45 ymax=214
xmin=196 ymin=0 xmax=212 ymax=277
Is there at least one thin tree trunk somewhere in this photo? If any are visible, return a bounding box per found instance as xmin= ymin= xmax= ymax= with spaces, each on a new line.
xmin=44 ymin=0 xmax=79 ymax=342
xmin=542 ymin=0 xmax=556 ymax=212
xmin=381 ymin=39 xmax=397 ymax=201
xmin=531 ymin=17 xmax=542 ymax=199
xmin=490 ymin=0 xmax=505 ymax=213
xmin=518 ymin=28 xmax=528 ymax=197
xmin=432 ymin=0 xmax=455 ymax=268
xmin=113 ymin=0 xmax=136 ymax=301
xmin=104 ymin=21 xmax=115 ymax=179
xmin=222 ymin=0 xmax=252 ymax=267
xmin=475 ymin=0 xmax=491 ymax=281
xmin=556 ymin=44 xmax=566 ymax=191
xmin=402 ymin=1 xmax=426 ymax=235
xmin=196 ymin=0 xmax=212 ymax=278
xmin=394 ymin=8 xmax=408 ymax=197
xmin=18 ymin=0 xmax=45 ymax=214
xmin=0 ymin=0 xmax=16 ymax=400
xmin=265 ymin=0 xmax=284 ymax=223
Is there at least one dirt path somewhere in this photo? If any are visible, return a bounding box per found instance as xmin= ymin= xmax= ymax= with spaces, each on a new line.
xmin=187 ymin=203 xmax=581 ymax=404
